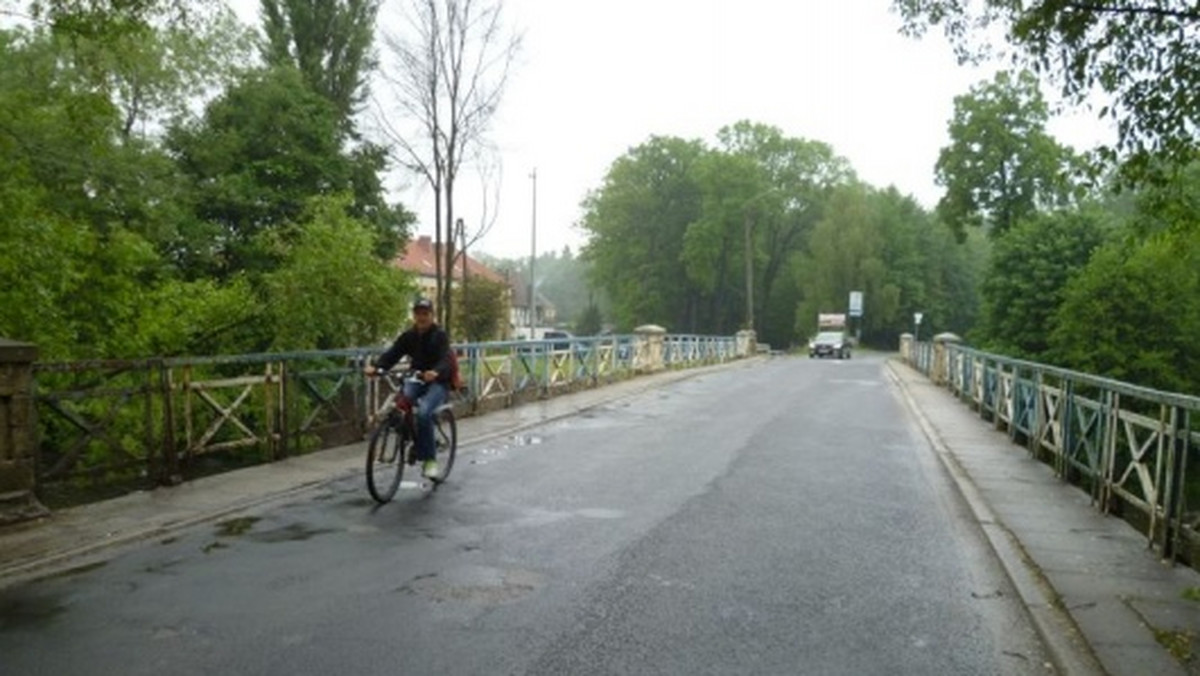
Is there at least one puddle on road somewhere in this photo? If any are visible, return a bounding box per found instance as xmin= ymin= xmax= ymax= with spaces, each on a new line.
xmin=470 ymin=435 xmax=546 ymax=465
xmin=42 ymin=560 xmax=108 ymax=580
xmin=340 ymin=497 xmax=377 ymax=509
xmin=212 ymin=517 xmax=336 ymax=543
xmin=142 ymin=557 xmax=186 ymax=575
xmin=397 ymin=566 xmax=542 ymax=605
xmin=471 ymin=446 xmax=508 ymax=466
xmin=215 ymin=516 xmax=260 ymax=537
xmin=245 ymin=523 xmax=337 ymax=543
xmin=0 ymin=593 xmax=69 ymax=632
xmin=576 ymin=508 xmax=625 ymax=520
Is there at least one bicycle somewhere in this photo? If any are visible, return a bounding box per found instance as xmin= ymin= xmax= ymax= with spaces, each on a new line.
xmin=365 ymin=370 xmax=458 ymax=503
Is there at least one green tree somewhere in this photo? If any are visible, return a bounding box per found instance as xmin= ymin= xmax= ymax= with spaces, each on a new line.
xmin=974 ymin=206 xmax=1117 ymax=358
xmin=580 ymin=136 xmax=706 ymax=331
xmin=135 ymin=277 xmax=262 ymax=357
xmin=894 ymin=0 xmax=1200 ymax=183
xmin=261 ymin=0 xmax=379 ymax=125
xmin=575 ymin=301 xmax=603 ymax=336
xmin=794 ymin=184 xmax=890 ymax=340
xmin=531 ymin=247 xmax=591 ymax=329
xmin=715 ymin=121 xmax=852 ymax=345
xmin=452 ymin=274 xmax=507 ymax=342
xmin=19 ymin=0 xmax=221 ymax=41
xmin=168 ymin=65 xmax=409 ymax=279
xmin=874 ymin=186 xmax=985 ymax=343
xmin=683 ymin=149 xmax=764 ymax=334
xmin=0 ymin=183 xmax=92 ymax=358
xmin=793 ymin=184 xmax=983 ymax=347
xmin=1051 ymin=229 xmax=1200 ymax=394
xmin=936 ymin=70 xmax=1081 ymax=240
xmin=260 ymin=0 xmax=411 ymax=259
xmin=73 ymin=6 xmax=253 ymax=140
xmin=0 ymin=26 xmax=256 ymax=360
xmin=1124 ymin=160 xmax=1200 ymax=238
xmin=0 ymin=178 xmax=260 ymax=359
xmin=263 ymin=195 xmax=415 ymax=350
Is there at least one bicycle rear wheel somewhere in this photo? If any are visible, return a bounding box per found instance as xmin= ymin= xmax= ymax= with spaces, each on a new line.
xmin=366 ymin=419 xmax=407 ymax=503
xmin=433 ymin=408 xmax=457 ymax=482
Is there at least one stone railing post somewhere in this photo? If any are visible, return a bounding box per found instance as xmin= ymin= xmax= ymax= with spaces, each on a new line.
xmin=899 ymin=333 xmax=914 ymax=365
xmin=633 ymin=325 xmax=667 ymax=372
xmin=932 ymin=333 xmax=962 ymax=386
xmin=0 ymin=339 xmax=48 ymax=524
xmin=735 ymin=330 xmax=757 ymax=358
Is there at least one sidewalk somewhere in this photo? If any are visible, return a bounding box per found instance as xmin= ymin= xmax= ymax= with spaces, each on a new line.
xmin=0 ymin=360 xmax=761 ymax=590
xmin=887 ymin=359 xmax=1200 ymax=676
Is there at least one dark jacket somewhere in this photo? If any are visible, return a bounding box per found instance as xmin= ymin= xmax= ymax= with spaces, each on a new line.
xmin=375 ymin=324 xmax=451 ymax=384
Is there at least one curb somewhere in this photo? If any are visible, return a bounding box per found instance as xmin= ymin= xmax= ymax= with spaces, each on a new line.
xmin=884 ymin=359 xmax=1107 ymax=676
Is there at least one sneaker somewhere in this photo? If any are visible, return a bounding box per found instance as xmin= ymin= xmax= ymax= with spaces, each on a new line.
xmin=421 ymin=459 xmax=440 ymax=479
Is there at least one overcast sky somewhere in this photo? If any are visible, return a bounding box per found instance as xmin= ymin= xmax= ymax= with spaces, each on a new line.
xmin=236 ymin=0 xmax=1115 ymax=261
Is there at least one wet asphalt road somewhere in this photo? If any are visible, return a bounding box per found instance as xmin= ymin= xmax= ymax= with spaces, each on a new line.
xmin=0 ymin=354 xmax=1053 ymax=675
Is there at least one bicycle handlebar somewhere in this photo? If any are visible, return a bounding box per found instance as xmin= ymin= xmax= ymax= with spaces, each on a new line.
xmin=366 ymin=366 xmax=430 ymax=385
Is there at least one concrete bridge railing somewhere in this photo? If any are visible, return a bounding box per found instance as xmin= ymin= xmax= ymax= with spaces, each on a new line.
xmin=0 ymin=332 xmax=741 ymax=518
xmin=903 ymin=336 xmax=1200 ymax=566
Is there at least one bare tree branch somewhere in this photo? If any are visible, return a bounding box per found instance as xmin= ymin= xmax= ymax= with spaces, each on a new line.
xmin=377 ymin=0 xmax=520 ymax=332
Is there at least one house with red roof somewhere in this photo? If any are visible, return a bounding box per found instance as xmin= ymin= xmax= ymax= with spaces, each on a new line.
xmin=392 ymin=235 xmax=512 ymax=338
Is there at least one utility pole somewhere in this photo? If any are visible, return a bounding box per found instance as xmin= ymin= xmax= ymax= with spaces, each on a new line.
xmin=744 ymin=211 xmax=754 ymax=333
xmin=456 ymin=218 xmax=466 ymax=341
xmin=529 ymin=168 xmax=537 ymax=338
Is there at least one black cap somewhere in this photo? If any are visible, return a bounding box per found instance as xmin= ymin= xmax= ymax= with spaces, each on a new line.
xmin=412 ymin=298 xmax=434 ymax=311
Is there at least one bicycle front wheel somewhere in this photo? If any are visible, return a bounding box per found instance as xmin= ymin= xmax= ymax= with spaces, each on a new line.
xmin=434 ymin=408 xmax=457 ymax=482
xmin=366 ymin=419 xmax=406 ymax=503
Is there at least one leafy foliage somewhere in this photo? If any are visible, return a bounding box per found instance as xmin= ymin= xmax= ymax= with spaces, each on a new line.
xmin=263 ymin=196 xmax=413 ymax=350
xmin=974 ymin=207 xmax=1117 ymax=359
xmin=24 ymin=0 xmax=221 ymax=41
xmin=0 ymin=15 xmax=413 ymax=361
xmin=716 ymin=122 xmax=851 ymax=343
xmin=261 ymin=0 xmax=379 ymax=124
xmin=167 ymin=65 xmax=410 ymax=278
xmin=936 ymin=70 xmax=1082 ymax=239
xmin=894 ymin=0 xmax=1200 ymax=184
xmin=581 ymin=125 xmax=980 ymax=348
xmin=1051 ymin=229 xmax=1200 ymax=394
xmin=452 ymin=274 xmax=509 ymax=342
xmin=575 ymin=301 xmax=603 ymax=337
xmin=794 ymin=184 xmax=983 ymax=345
xmin=580 ymin=136 xmax=706 ymax=332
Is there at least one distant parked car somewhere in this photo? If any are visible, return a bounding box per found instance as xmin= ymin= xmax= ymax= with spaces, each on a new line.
xmin=543 ymin=330 xmax=573 ymax=351
xmin=809 ymin=331 xmax=851 ymax=359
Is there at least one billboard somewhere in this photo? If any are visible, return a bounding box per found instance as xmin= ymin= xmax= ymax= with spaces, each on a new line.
xmin=818 ymin=313 xmax=847 ymax=329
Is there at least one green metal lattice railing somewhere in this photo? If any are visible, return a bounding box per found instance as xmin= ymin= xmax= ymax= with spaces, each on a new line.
xmin=907 ymin=341 xmax=1200 ymax=564
xmin=31 ymin=333 xmax=739 ymax=506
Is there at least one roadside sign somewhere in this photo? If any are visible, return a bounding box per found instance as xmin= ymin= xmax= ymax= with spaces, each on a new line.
xmin=914 ymin=312 xmax=923 ymax=325
xmin=849 ymin=291 xmax=863 ymax=317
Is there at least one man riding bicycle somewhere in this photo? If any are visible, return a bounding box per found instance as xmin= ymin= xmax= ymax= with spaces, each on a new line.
xmin=363 ymin=298 xmax=451 ymax=479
